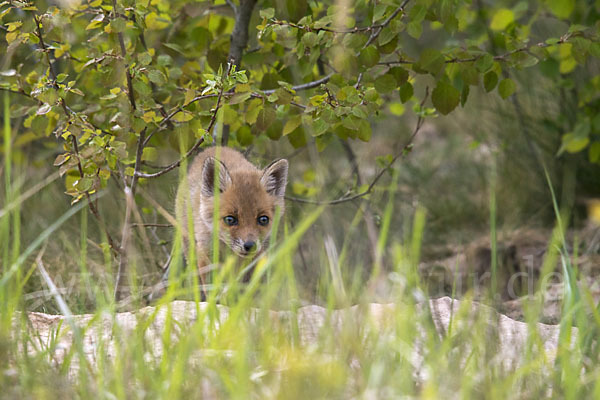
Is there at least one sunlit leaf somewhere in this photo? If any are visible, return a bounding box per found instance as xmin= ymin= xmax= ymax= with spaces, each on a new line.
xmin=490 ymin=8 xmax=514 ymax=31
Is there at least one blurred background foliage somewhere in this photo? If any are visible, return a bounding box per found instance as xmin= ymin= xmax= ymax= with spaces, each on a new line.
xmin=1 ymin=0 xmax=600 ymax=310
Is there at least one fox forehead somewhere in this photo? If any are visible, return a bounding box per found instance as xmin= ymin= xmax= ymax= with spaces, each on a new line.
xmin=220 ymin=171 xmax=276 ymax=218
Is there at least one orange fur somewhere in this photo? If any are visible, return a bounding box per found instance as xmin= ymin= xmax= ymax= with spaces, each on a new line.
xmin=176 ymin=147 xmax=288 ymax=283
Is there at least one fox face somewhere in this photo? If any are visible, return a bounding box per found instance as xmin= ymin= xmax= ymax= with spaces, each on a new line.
xmin=199 ymin=156 xmax=288 ymax=258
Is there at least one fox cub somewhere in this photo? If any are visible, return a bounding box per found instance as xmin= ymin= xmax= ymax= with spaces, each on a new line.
xmin=175 ymin=146 xmax=288 ymax=281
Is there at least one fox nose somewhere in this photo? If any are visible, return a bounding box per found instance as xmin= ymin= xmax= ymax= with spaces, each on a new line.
xmin=243 ymin=241 xmax=256 ymax=252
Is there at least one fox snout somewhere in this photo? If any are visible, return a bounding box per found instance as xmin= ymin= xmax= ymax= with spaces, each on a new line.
xmin=230 ymin=237 xmax=262 ymax=257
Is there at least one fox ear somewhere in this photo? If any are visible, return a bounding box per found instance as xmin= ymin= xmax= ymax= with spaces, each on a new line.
xmin=260 ymin=159 xmax=288 ymax=197
xmin=201 ymin=157 xmax=232 ymax=197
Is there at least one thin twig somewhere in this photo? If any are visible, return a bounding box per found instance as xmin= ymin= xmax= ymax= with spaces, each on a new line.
xmin=363 ymin=1 xmax=409 ymax=48
xmin=268 ymin=1 xmax=410 ymax=36
xmin=378 ymin=33 xmax=574 ymax=66
xmin=262 ymin=73 xmax=333 ymax=95
xmin=0 ymin=87 xmax=33 ymax=99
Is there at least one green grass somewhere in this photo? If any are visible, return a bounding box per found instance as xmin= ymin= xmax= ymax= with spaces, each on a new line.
xmin=2 ymin=96 xmax=600 ymax=399
xmin=2 ymin=185 xmax=600 ymax=399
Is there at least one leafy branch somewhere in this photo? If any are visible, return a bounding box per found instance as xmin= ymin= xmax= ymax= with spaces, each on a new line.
xmin=140 ymin=72 xmax=331 ymax=151
xmin=285 ymin=87 xmax=429 ymax=206
xmin=134 ymin=64 xmax=232 ymax=179
xmin=266 ymin=0 xmax=410 ymax=36
xmin=379 ymin=32 xmax=575 ymax=66
xmin=32 ymin=13 xmax=119 ymax=254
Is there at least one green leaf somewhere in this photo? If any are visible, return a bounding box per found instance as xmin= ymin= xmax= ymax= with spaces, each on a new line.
xmin=389 ymin=102 xmax=405 ymax=116
xmin=301 ymin=32 xmax=318 ymax=48
xmin=359 ymin=46 xmax=380 ymax=68
xmin=110 ymin=17 xmax=126 ymax=33
xmin=418 ymin=49 xmax=445 ymax=76
xmin=138 ymin=52 xmax=152 ymax=66
xmin=588 ymin=142 xmax=600 ymax=163
xmin=260 ymin=8 xmax=275 ymax=19
xmin=357 ymin=119 xmax=372 ymax=142
xmin=589 ymin=43 xmax=600 ymax=58
xmin=287 ymin=126 xmax=307 ymax=148
xmin=133 ymin=79 xmax=152 ymax=97
xmin=431 ymin=81 xmax=460 ymax=115
xmin=389 ymin=67 xmax=409 ymax=85
xmin=236 ymin=125 xmax=253 ymax=146
xmin=407 ymin=21 xmax=423 ymax=39
xmin=547 ymin=0 xmax=574 ymax=19
xmin=498 ymin=78 xmax=515 ymax=99
xmin=374 ymin=74 xmax=397 ymax=94
xmin=256 ymin=107 xmax=276 ymax=131
xmin=378 ymin=26 xmax=396 ymax=46
xmin=373 ymin=4 xmax=389 ymax=22
xmin=409 ymin=4 xmax=427 ymax=22
xmin=142 ymin=147 xmax=157 ymax=161
xmin=311 ymin=118 xmax=329 ymax=136
xmin=559 ymin=133 xmax=589 ymax=154
xmin=148 ymin=70 xmax=167 ymax=85
xmin=75 ymin=177 xmax=93 ymax=192
xmin=283 ymin=115 xmax=302 ymax=136
xmin=460 ymin=65 xmax=479 ymax=86
xmin=342 ymin=33 xmax=367 ymax=50
xmin=351 ymin=105 xmax=368 ymax=119
xmin=85 ymin=14 xmax=104 ymax=30
xmin=461 ymin=84 xmax=469 ymax=107
xmin=228 ymin=92 xmax=252 ymax=105
xmin=172 ymin=111 xmax=193 ymax=122
xmin=490 ymin=9 xmax=514 ymax=31
xmin=338 ymin=86 xmax=361 ymax=103
xmin=364 ymin=88 xmax=379 ymax=102
xmin=145 ymin=12 xmax=170 ymax=30
xmin=483 ymin=71 xmax=498 ymax=92
xmin=475 ymin=53 xmax=494 ymax=73
xmin=399 ymin=82 xmax=413 ymax=103
xmin=342 ymin=116 xmax=359 ymax=131
xmin=253 ymin=115 xmax=276 ymax=139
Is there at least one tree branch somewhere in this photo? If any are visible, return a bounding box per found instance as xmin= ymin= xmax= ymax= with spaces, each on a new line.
xmin=228 ymin=0 xmax=257 ymax=68
xmin=150 ymin=72 xmax=329 ymax=135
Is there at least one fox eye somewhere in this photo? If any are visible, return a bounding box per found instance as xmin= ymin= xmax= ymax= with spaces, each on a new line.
xmin=223 ymin=216 xmax=238 ymax=226
xmin=257 ymin=215 xmax=269 ymax=226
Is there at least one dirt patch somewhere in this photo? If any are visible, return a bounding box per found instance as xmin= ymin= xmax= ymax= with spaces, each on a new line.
xmin=419 ymin=226 xmax=600 ymax=322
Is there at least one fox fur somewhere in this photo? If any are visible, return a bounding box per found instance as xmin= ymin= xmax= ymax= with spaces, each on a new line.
xmin=175 ymin=146 xmax=288 ymax=281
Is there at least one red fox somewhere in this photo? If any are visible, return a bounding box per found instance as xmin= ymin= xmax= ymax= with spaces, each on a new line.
xmin=175 ymin=146 xmax=288 ymax=287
